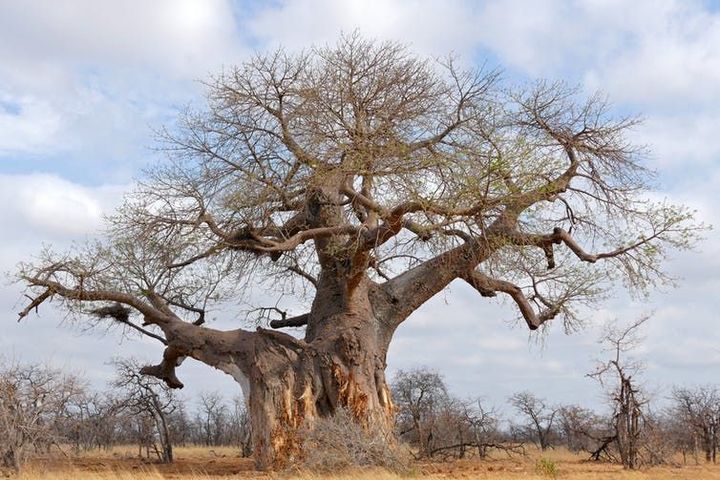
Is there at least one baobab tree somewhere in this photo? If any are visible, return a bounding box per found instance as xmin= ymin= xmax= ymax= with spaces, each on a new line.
xmin=16 ymin=34 xmax=701 ymax=469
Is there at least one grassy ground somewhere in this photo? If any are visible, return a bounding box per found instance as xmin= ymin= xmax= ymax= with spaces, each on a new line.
xmin=11 ymin=446 xmax=720 ymax=479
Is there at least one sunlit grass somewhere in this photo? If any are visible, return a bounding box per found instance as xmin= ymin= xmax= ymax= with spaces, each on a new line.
xmin=11 ymin=446 xmax=720 ymax=479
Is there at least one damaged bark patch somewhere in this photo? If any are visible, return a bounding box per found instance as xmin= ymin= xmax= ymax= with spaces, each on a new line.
xmin=332 ymin=363 xmax=369 ymax=422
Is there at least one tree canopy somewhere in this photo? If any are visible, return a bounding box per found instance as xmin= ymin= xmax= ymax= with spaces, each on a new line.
xmin=19 ymin=35 xmax=700 ymax=335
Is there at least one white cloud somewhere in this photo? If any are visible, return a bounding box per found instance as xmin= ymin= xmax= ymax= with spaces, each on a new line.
xmin=246 ymin=1 xmax=720 ymax=130
xmin=0 ymin=173 xmax=126 ymax=239
xmin=0 ymin=0 xmax=243 ymax=81
xmin=472 ymin=0 xmax=597 ymax=75
xmin=634 ymin=113 xmax=720 ymax=170
xmin=0 ymin=0 xmax=246 ymax=161
xmin=246 ymin=0 xmax=482 ymax=57
xmin=582 ymin=1 xmax=720 ymax=107
xmin=0 ymin=95 xmax=63 ymax=153
xmin=475 ymin=334 xmax=526 ymax=352
xmin=466 ymin=0 xmax=720 ymax=108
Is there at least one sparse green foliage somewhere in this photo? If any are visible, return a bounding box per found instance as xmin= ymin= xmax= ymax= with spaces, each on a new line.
xmin=536 ymin=457 xmax=559 ymax=478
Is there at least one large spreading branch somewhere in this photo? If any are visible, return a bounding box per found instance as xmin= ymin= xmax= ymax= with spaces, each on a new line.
xmin=19 ymin=276 xmax=173 ymax=326
xmin=505 ymin=222 xmax=686 ymax=272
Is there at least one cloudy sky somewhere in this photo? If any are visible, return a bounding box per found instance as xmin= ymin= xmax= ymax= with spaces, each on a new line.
xmin=2 ymin=0 xmax=719 ymax=416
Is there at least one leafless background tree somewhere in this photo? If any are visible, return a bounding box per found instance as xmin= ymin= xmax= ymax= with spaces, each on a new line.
xmin=556 ymin=404 xmax=612 ymax=456
xmin=509 ymin=391 xmax=558 ymax=451
xmin=588 ymin=316 xmax=649 ymax=469
xmin=671 ymin=386 xmax=720 ymax=463
xmin=16 ymin=33 xmax=703 ymax=469
xmin=196 ymin=392 xmax=228 ymax=448
xmin=392 ymin=368 xmax=520 ymax=460
xmin=392 ymin=368 xmax=448 ymax=457
xmin=60 ymin=391 xmax=119 ymax=453
xmin=0 ymin=360 xmax=83 ymax=472
xmin=3 ymin=352 xmax=720 ymax=471
xmin=112 ymin=358 xmax=178 ymax=463
xmin=228 ymin=394 xmax=253 ymax=457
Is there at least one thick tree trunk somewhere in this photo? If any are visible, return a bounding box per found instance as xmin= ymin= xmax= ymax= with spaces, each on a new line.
xmin=160 ymin=276 xmax=396 ymax=470
xmin=147 ymin=179 xmax=412 ymax=470
xmin=239 ymin=325 xmax=394 ymax=470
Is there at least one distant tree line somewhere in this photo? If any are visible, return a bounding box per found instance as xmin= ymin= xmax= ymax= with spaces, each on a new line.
xmin=392 ymin=366 xmax=720 ymax=469
xmin=2 ymin=319 xmax=718 ymax=473
xmin=391 ymin=318 xmax=720 ymax=470
xmin=0 ymin=357 xmax=251 ymax=473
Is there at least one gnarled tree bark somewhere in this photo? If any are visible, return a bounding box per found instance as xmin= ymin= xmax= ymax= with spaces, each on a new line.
xmin=145 ymin=278 xmax=398 ymax=469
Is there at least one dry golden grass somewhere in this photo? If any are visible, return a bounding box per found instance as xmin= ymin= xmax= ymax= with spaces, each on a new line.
xmin=10 ymin=446 xmax=720 ymax=479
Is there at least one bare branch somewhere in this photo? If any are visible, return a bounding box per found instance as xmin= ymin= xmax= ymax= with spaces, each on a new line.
xmin=462 ymin=270 xmax=561 ymax=330
xmin=20 ymin=276 xmax=172 ymax=326
xmin=91 ymin=303 xmax=169 ymax=345
xmin=286 ymin=265 xmax=318 ymax=288
xmin=17 ymin=289 xmax=53 ymax=320
xmin=140 ymin=346 xmax=186 ymax=389
xmin=270 ymin=313 xmax=309 ymax=329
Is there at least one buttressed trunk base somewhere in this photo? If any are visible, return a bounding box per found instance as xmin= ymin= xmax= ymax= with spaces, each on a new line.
xmin=179 ymin=280 xmax=395 ymax=470
xmin=228 ymin=321 xmax=394 ymax=470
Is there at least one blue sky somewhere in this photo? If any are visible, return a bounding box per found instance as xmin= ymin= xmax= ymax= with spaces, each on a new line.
xmin=2 ymin=0 xmax=720 ymax=416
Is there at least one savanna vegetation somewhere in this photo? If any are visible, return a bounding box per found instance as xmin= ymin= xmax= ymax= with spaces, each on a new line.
xmin=4 ymin=331 xmax=720 ymax=479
